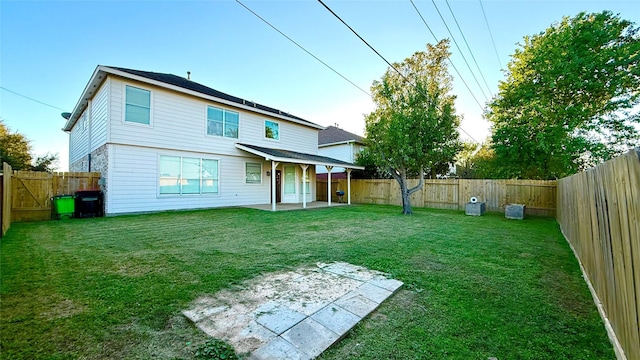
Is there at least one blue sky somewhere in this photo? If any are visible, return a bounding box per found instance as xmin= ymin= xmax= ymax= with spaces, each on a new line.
xmin=1 ymin=0 xmax=638 ymax=171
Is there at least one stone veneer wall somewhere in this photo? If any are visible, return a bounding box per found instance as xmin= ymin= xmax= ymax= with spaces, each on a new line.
xmin=68 ymin=144 xmax=109 ymax=213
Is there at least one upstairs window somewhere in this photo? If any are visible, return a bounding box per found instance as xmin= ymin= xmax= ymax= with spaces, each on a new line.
xmin=265 ymin=120 xmax=279 ymax=140
xmin=125 ymin=85 xmax=151 ymax=125
xmin=207 ymin=106 xmax=239 ymax=138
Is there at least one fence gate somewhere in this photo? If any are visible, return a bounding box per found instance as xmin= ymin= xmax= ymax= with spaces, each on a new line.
xmin=11 ymin=171 xmax=54 ymax=222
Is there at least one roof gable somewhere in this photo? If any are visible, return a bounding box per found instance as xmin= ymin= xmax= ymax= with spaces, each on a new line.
xmin=318 ymin=126 xmax=365 ymax=146
xmin=64 ymin=65 xmax=323 ymax=131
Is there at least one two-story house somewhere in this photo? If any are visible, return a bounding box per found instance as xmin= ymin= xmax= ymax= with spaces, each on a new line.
xmin=63 ymin=66 xmax=362 ymax=215
xmin=316 ymin=126 xmax=365 ymax=180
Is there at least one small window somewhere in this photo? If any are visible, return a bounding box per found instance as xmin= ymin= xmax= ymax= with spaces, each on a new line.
xmin=159 ymin=156 xmax=181 ymax=195
xmin=246 ymin=163 xmax=262 ymax=184
xmin=125 ymin=85 xmax=151 ymax=125
xmin=207 ymin=106 xmax=239 ymax=139
xmin=265 ymin=120 xmax=279 ymax=140
xmin=81 ymin=113 xmax=87 ymax=132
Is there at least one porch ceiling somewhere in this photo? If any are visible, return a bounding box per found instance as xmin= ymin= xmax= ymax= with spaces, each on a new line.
xmin=235 ymin=143 xmax=364 ymax=170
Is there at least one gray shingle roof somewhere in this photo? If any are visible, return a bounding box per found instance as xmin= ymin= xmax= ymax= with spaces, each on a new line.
xmin=236 ymin=143 xmax=362 ymax=168
xmin=109 ymin=66 xmax=320 ymax=128
xmin=318 ymin=126 xmax=365 ymax=146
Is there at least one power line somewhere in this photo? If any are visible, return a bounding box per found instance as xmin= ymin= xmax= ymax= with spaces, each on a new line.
xmin=429 ymin=0 xmax=489 ymax=103
xmin=319 ymin=0 xmax=478 ymax=143
xmin=0 ymin=86 xmax=67 ymax=112
xmin=235 ymin=0 xmax=370 ymax=97
xmin=316 ymin=0 xmax=411 ymax=85
xmin=444 ymin=0 xmax=493 ymax=97
xmin=478 ymin=0 xmax=503 ymax=69
xmin=409 ymin=0 xmax=484 ymax=114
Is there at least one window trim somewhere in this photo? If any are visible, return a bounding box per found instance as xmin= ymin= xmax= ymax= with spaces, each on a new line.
xmin=157 ymin=155 xmax=220 ymax=197
xmin=123 ymin=84 xmax=153 ymax=127
xmin=264 ymin=119 xmax=280 ymax=141
xmin=245 ymin=162 xmax=262 ymax=185
xmin=206 ymin=105 xmax=240 ymax=139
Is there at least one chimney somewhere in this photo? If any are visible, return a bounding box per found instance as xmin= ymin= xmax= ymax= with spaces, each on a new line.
xmin=187 ymin=71 xmax=191 ymax=80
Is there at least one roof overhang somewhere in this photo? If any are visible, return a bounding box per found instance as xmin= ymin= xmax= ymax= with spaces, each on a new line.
xmin=63 ymin=65 xmax=326 ymax=132
xmin=236 ymin=143 xmax=364 ymax=170
xmin=319 ymin=140 xmax=365 ymax=148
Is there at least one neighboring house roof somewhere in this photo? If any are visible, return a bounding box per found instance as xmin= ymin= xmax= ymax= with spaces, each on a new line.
xmin=236 ymin=143 xmax=365 ymax=169
xmin=63 ymin=65 xmax=324 ymax=132
xmin=318 ymin=126 xmax=365 ymax=147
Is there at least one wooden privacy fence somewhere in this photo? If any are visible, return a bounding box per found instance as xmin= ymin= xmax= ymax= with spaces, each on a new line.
xmin=1 ymin=162 xmax=100 ymax=235
xmin=557 ymin=149 xmax=640 ymax=360
xmin=319 ymin=178 xmax=556 ymax=216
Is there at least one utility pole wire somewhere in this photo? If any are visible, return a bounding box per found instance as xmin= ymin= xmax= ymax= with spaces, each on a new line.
xmin=479 ymin=0 xmax=503 ymax=69
xmin=409 ymin=0 xmax=485 ymax=114
xmin=444 ymin=0 xmax=494 ymax=97
xmin=429 ymin=0 xmax=489 ymax=102
xmin=319 ymin=0 xmax=479 ymax=143
xmin=235 ymin=0 xmax=370 ymax=97
xmin=0 ymin=86 xmax=68 ymax=112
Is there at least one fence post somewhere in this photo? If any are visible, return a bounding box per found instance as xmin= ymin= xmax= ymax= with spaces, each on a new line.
xmin=2 ymin=162 xmax=13 ymax=236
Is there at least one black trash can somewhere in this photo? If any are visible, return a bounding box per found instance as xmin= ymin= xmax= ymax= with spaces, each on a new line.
xmin=75 ymin=189 xmax=104 ymax=218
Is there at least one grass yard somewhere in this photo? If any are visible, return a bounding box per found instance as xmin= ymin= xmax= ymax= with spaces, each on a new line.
xmin=0 ymin=205 xmax=613 ymax=359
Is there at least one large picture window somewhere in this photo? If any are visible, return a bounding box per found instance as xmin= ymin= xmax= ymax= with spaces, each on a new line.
xmin=246 ymin=163 xmax=262 ymax=184
xmin=207 ymin=106 xmax=239 ymax=138
xmin=125 ymin=85 xmax=151 ymax=125
xmin=265 ymin=120 xmax=279 ymax=140
xmin=159 ymin=156 xmax=219 ymax=195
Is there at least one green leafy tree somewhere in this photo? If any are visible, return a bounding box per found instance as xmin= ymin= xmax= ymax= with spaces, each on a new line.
xmin=365 ymin=39 xmax=462 ymax=214
xmin=31 ymin=153 xmax=59 ymax=173
xmin=0 ymin=120 xmax=32 ymax=170
xmin=487 ymin=11 xmax=640 ymax=179
xmin=0 ymin=120 xmax=59 ymax=172
xmin=455 ymin=140 xmax=501 ymax=179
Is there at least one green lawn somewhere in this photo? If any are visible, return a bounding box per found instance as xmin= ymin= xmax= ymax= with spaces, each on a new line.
xmin=0 ymin=205 xmax=613 ymax=359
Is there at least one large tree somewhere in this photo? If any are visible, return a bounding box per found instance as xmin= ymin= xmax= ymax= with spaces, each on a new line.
xmin=486 ymin=11 xmax=640 ymax=179
xmin=365 ymin=39 xmax=461 ymax=214
xmin=0 ymin=120 xmax=59 ymax=172
xmin=0 ymin=120 xmax=32 ymax=170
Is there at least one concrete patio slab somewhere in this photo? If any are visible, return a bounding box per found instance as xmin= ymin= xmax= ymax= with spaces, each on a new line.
xmin=281 ymin=318 xmax=340 ymax=359
xmin=183 ymin=262 xmax=403 ymax=358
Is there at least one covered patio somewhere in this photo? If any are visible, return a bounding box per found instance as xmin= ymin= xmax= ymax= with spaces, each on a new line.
xmin=243 ymin=201 xmax=349 ymax=212
xmin=236 ymin=143 xmax=364 ymax=211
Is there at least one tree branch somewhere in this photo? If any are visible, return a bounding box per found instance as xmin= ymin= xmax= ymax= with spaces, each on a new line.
xmin=407 ymin=167 xmax=424 ymax=195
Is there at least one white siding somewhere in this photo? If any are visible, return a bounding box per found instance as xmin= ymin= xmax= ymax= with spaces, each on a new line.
xmin=317 ymin=143 xmax=361 ymax=174
xmin=107 ymin=144 xmax=276 ymax=214
xmin=90 ymin=79 xmax=109 ymax=151
xmin=69 ymin=110 xmax=89 ymax=165
xmin=107 ymin=77 xmax=318 ymax=156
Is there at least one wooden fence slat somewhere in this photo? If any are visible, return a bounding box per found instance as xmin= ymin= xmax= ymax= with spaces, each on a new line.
xmin=557 ymin=149 xmax=639 ymax=360
xmin=6 ymin=170 xmax=101 ymax=223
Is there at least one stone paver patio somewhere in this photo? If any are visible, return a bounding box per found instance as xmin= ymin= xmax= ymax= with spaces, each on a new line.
xmin=183 ymin=262 xmax=403 ymax=359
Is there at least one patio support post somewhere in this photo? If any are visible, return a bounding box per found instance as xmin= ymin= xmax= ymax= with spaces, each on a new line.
xmin=326 ymin=165 xmax=333 ymax=206
xmin=347 ymin=168 xmax=352 ymax=205
xmin=300 ymin=164 xmax=308 ymax=209
xmin=271 ymin=161 xmax=279 ymax=211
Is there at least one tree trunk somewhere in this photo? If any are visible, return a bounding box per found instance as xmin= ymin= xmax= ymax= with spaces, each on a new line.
xmin=390 ymin=167 xmax=424 ymax=215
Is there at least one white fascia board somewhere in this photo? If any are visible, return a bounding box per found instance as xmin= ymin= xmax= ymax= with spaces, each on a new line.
xmin=235 ymin=144 xmax=364 ymax=170
xmin=64 ymin=65 xmax=108 ymax=132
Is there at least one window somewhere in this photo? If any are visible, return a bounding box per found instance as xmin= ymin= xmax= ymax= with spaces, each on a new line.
xmin=301 ymin=172 xmax=310 ymax=194
xmin=207 ymin=106 xmax=239 ymax=138
xmin=284 ymin=166 xmax=295 ymax=194
xmin=246 ymin=163 xmax=262 ymax=184
xmin=265 ymin=120 xmax=279 ymax=140
xmin=81 ymin=113 xmax=87 ymax=131
xmin=125 ymin=85 xmax=151 ymax=125
xmin=159 ymin=156 xmax=219 ymax=195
